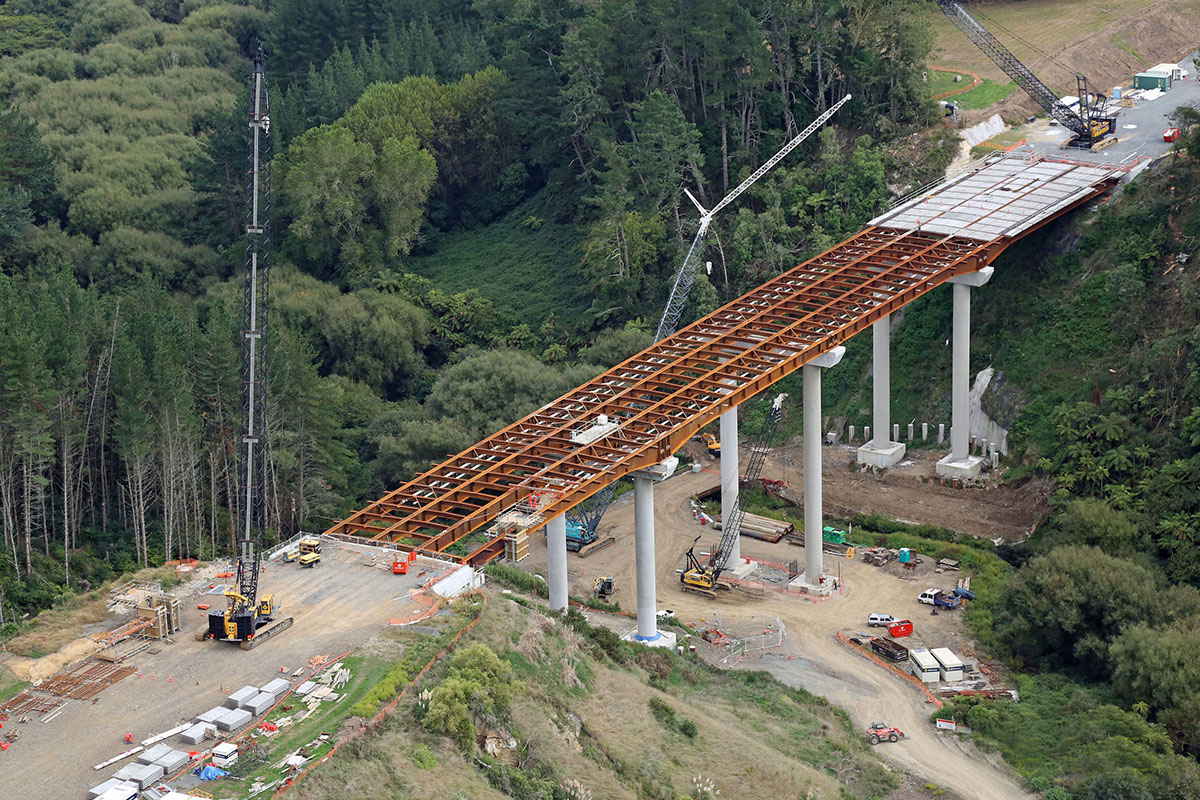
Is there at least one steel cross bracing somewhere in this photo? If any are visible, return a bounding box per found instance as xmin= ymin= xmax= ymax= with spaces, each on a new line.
xmin=326 ymin=165 xmax=1118 ymax=566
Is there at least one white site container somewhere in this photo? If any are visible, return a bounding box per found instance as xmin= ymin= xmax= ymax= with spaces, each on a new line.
xmin=930 ymin=647 xmax=964 ymax=682
xmin=211 ymin=741 xmax=239 ymax=768
xmin=908 ymin=647 xmax=941 ymax=684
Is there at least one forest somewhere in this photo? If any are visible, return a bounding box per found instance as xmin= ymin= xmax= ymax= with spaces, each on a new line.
xmin=0 ymin=0 xmax=942 ymax=616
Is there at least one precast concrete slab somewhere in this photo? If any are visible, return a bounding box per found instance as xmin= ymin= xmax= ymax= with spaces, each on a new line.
xmin=215 ymin=707 xmax=252 ymax=731
xmin=137 ymin=743 xmax=173 ymax=764
xmin=295 ymin=680 xmax=316 ymax=696
xmin=179 ymin=722 xmax=213 ymax=745
xmin=246 ymin=691 xmax=275 ymax=715
xmin=871 ymin=157 xmax=1121 ymax=241
xmin=196 ymin=706 xmax=227 ymax=724
xmin=113 ymin=762 xmax=163 ymax=789
xmin=89 ymin=777 xmax=127 ymax=799
xmin=260 ymin=677 xmax=290 ymax=695
xmin=153 ymin=748 xmax=191 ymax=773
xmin=95 ymin=782 xmax=140 ymax=800
xmin=226 ymin=685 xmax=259 ymax=708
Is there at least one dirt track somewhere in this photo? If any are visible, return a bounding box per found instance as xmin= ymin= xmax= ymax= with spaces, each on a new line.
xmin=532 ymin=461 xmax=1035 ymax=800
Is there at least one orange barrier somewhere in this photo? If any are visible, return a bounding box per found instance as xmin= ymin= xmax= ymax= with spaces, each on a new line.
xmin=836 ymin=631 xmax=944 ymax=709
xmin=929 ymin=66 xmax=983 ymax=101
xmin=273 ymin=593 xmax=488 ymax=797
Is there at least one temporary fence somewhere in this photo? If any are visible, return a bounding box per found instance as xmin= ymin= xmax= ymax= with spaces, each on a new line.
xmin=720 ymin=616 xmax=788 ymax=665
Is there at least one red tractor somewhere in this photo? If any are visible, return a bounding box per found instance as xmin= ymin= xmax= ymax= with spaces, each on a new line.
xmin=867 ymin=722 xmax=904 ymax=745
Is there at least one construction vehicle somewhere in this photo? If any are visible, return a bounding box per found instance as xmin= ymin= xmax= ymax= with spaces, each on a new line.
xmin=569 ymin=97 xmax=851 ymax=544
xmin=700 ymin=432 xmax=720 ymax=458
xmin=281 ymin=549 xmax=298 ymax=563
xmin=681 ymin=394 xmax=789 ymax=597
xmin=202 ymin=47 xmax=292 ymax=652
xmin=937 ymin=1 xmax=1116 ymax=150
xmin=592 ymin=576 xmax=614 ymax=602
xmin=566 ymin=520 xmax=615 ymax=557
xmin=298 ymin=537 xmax=321 ymax=556
xmin=298 ymin=552 xmax=321 ymax=568
xmin=822 ymin=526 xmax=847 ymax=544
xmin=866 ymin=722 xmax=905 ymax=745
xmin=918 ymin=589 xmax=963 ymax=609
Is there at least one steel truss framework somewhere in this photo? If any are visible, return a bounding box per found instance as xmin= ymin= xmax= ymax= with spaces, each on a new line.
xmin=326 ymin=160 xmax=1119 ymax=565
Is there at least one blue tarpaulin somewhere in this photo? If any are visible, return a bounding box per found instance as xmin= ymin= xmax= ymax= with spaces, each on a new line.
xmin=196 ymin=765 xmax=228 ymax=781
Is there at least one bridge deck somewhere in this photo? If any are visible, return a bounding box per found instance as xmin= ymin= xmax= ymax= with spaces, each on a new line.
xmin=325 ymin=155 xmax=1122 ymax=564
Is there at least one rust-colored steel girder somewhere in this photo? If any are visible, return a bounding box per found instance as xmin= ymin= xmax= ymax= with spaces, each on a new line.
xmin=326 ymin=163 xmax=1119 ymax=566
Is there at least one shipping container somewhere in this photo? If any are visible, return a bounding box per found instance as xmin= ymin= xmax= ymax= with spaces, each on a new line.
xmin=1135 ymin=72 xmax=1171 ymax=91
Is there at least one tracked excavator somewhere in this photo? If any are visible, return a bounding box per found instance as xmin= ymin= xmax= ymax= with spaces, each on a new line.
xmin=199 ymin=46 xmax=292 ymax=651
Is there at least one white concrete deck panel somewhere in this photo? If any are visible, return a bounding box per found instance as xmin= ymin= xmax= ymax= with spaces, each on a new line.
xmin=870 ymin=157 xmax=1120 ymax=242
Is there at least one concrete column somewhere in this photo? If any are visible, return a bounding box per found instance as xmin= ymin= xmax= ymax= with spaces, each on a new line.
xmin=857 ymin=317 xmax=905 ymax=467
xmin=720 ymin=407 xmax=740 ymax=563
xmin=873 ymin=318 xmax=891 ymax=447
xmin=633 ymin=475 xmax=658 ymax=641
xmin=937 ymin=267 xmax=992 ymax=480
xmin=803 ymin=346 xmax=844 ymax=592
xmin=547 ymin=515 xmax=568 ymax=612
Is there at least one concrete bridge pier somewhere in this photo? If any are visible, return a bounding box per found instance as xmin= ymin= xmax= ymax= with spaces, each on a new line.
xmin=858 ymin=316 xmax=905 ymax=467
xmin=720 ymin=406 xmax=740 ymax=563
xmin=799 ymin=346 xmax=845 ymax=594
xmin=547 ymin=515 xmax=568 ymax=612
xmin=937 ymin=267 xmax=993 ymax=480
xmin=628 ymin=457 xmax=678 ymax=648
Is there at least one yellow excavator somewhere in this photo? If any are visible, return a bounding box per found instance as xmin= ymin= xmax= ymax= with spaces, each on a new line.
xmin=700 ymin=432 xmax=720 ymax=458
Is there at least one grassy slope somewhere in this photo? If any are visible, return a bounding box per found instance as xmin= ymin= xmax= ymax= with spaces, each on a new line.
xmin=928 ymin=0 xmax=1160 ymax=85
xmin=288 ymin=594 xmax=897 ymax=800
xmin=402 ymin=194 xmax=590 ymax=325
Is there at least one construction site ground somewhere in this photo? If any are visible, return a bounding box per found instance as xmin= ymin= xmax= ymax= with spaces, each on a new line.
xmin=0 ymin=544 xmax=442 ymax=799
xmin=928 ymin=0 xmax=1200 ymax=124
xmin=529 ymin=452 xmax=1038 ymax=800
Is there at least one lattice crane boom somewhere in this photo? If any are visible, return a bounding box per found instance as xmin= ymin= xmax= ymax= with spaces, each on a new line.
xmin=654 ymin=94 xmax=852 ymax=343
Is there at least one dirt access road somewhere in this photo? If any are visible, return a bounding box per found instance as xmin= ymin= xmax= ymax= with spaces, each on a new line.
xmin=529 ymin=464 xmax=1034 ymax=800
xmin=2 ymin=544 xmax=446 ymax=800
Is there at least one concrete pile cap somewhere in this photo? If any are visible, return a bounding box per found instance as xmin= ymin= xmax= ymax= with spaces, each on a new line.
xmin=227 ymin=685 xmax=259 ymax=708
xmin=216 ymin=707 xmax=252 ymax=731
xmin=197 ymin=706 xmax=227 ymax=724
xmin=137 ymin=742 xmax=173 ymax=764
xmin=260 ymin=677 xmax=290 ymax=695
xmin=179 ymin=722 xmax=213 ymax=744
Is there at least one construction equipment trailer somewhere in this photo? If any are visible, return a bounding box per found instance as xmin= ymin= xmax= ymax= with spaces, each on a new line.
xmin=202 ymin=46 xmax=292 ymax=651
xmin=937 ymin=1 xmax=1116 ymax=150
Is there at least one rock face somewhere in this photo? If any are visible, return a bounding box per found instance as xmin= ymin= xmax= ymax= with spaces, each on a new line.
xmin=970 ymin=366 xmax=1010 ymax=455
xmin=480 ymin=726 xmax=519 ymax=765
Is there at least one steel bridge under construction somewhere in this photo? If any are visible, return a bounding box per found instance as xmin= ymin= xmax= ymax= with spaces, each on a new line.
xmin=325 ymin=154 xmax=1123 ymax=566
